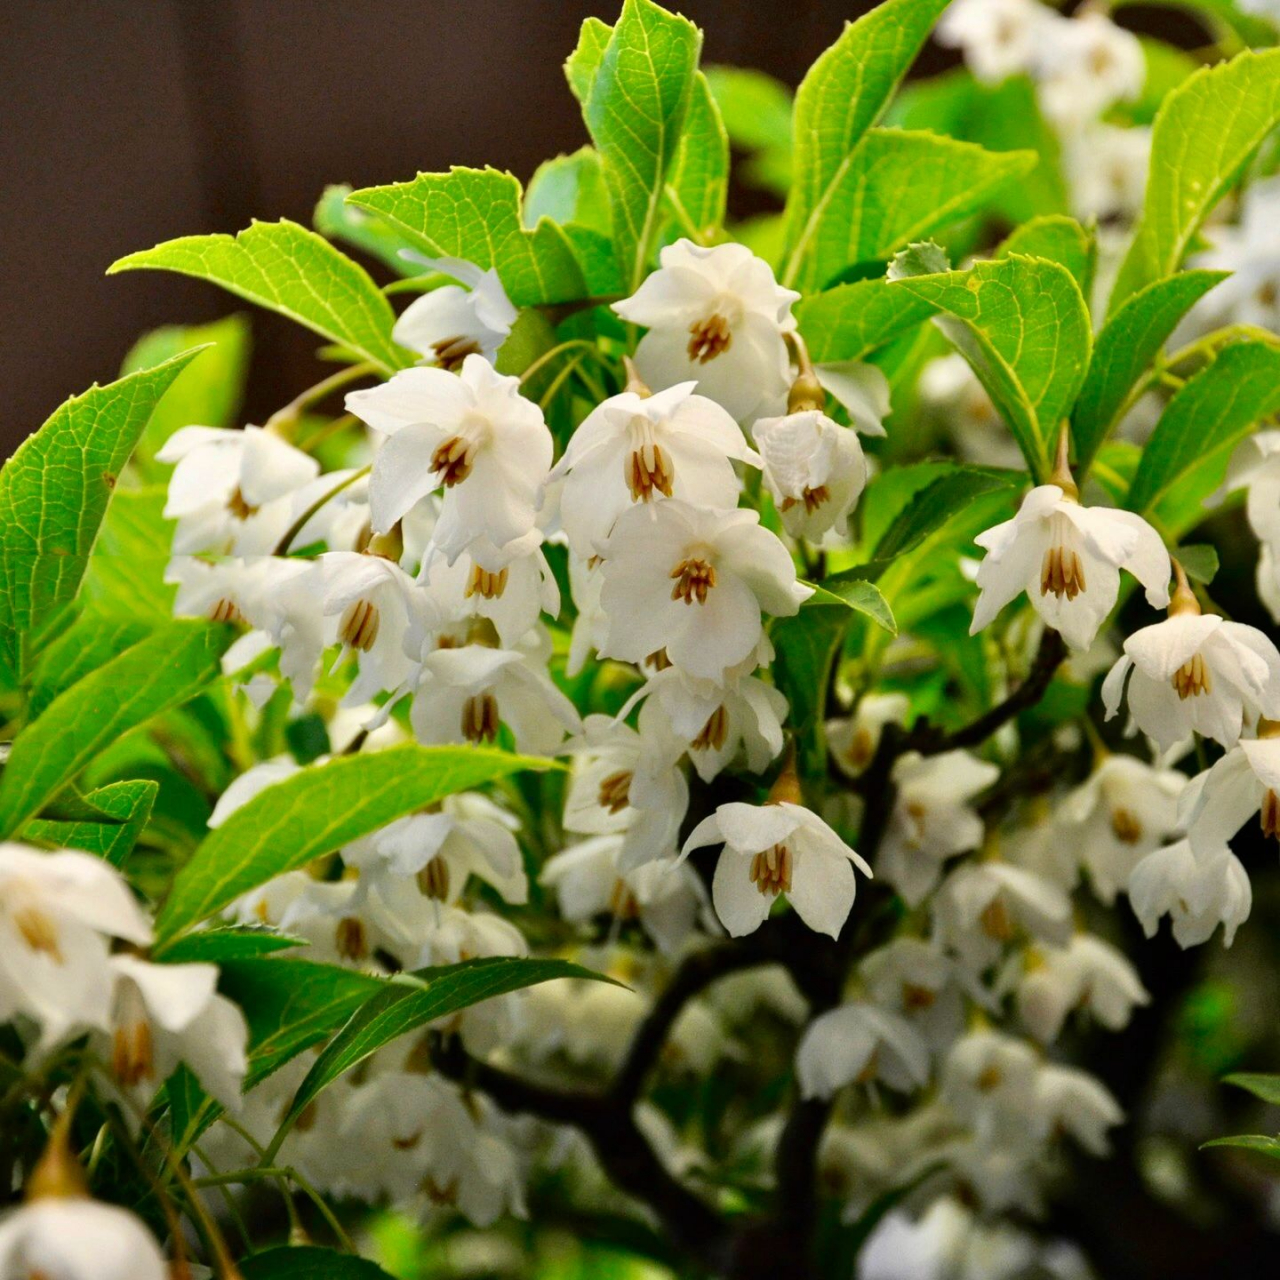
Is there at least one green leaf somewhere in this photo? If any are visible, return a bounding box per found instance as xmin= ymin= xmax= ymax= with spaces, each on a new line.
xmin=23 ymin=780 xmax=158 ymax=867
xmin=162 ymin=927 xmax=304 ymax=964
xmin=313 ymin=183 xmax=420 ymax=274
xmin=0 ymin=619 xmax=233 ymax=839
xmin=772 ymin=607 xmax=848 ymax=775
xmin=874 ymin=467 xmax=1020 ymax=562
xmin=997 ymin=215 xmax=1096 ymax=301
xmin=579 ymin=0 xmax=702 ymax=291
xmin=891 ymin=256 xmax=1092 ymax=479
xmin=240 ymin=1246 xmax=398 ymax=1280
xmin=347 ymin=166 xmax=587 ymax=307
xmin=1072 ymin=270 xmax=1229 ymax=472
xmin=1202 ymin=1134 xmax=1280 ymax=1161
xmin=703 ymin=65 xmax=792 ymax=153
xmin=0 ymin=350 xmax=204 ymax=681
xmin=795 ymin=129 xmax=1035 ymax=291
xmin=29 ymin=616 xmax=153 ymax=719
xmin=525 ymin=147 xmax=612 ymax=234
xmin=109 ymin=221 xmax=409 ymax=374
xmin=1126 ymin=341 xmax=1280 ymax=514
xmin=156 ymin=745 xmax=557 ymax=946
xmin=78 ymin=487 xmax=176 ymax=623
xmin=666 ymin=72 xmax=729 ymax=240
xmin=1110 ymin=49 xmax=1280 ymax=313
xmin=781 ymin=0 xmax=952 ymax=287
xmin=803 ymin=578 xmax=897 ymax=635
xmin=120 ymin=317 xmax=251 ymax=469
xmin=796 ymin=278 xmax=936 ymax=364
xmin=279 ymin=957 xmax=616 ymax=1140
xmin=1223 ymin=1072 xmax=1280 ymax=1105
xmin=565 ymin=16 xmax=613 ymax=104
xmin=1177 ymin=543 xmax=1220 ymax=585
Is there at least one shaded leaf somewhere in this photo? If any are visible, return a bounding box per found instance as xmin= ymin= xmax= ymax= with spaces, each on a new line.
xmin=874 ymin=468 xmax=1019 ymax=561
xmin=796 ymin=278 xmax=936 ymax=364
xmin=1223 ymin=1072 xmax=1280 ymax=1105
xmin=79 ymin=487 xmax=177 ymax=622
xmin=162 ymin=927 xmax=305 ymax=965
xmin=1202 ymin=1134 xmax=1280 ymax=1161
xmin=240 ymin=1247 xmax=398 ymax=1280
xmin=23 ymin=780 xmax=158 ymax=867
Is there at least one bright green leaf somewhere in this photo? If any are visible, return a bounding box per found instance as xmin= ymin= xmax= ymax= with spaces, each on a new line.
xmin=565 ymin=15 xmax=613 ymax=104
xmin=23 ymin=780 xmax=158 ymax=867
xmin=796 ymin=278 xmax=936 ymax=364
xmin=703 ymin=64 xmax=792 ymax=153
xmin=873 ymin=467 xmax=1020 ymax=562
xmin=109 ymin=221 xmax=409 ymax=374
xmin=997 ymin=215 xmax=1096 ymax=301
xmin=156 ymin=745 xmax=558 ymax=945
xmin=666 ymin=72 xmax=729 ymax=241
xmin=313 ymin=183 xmax=421 ymax=274
xmin=803 ymin=578 xmax=897 ymax=635
xmin=79 ymin=487 xmax=177 ymax=623
xmin=162 ymin=927 xmax=304 ymax=965
xmin=525 ymin=147 xmax=612 ymax=234
xmin=29 ymin=617 xmax=152 ymax=719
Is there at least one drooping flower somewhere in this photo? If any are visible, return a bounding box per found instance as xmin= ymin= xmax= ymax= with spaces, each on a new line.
xmin=1128 ymin=837 xmax=1251 ymax=947
xmin=1016 ymin=934 xmax=1148 ymax=1044
xmin=795 ymin=1002 xmax=931 ymax=1098
xmin=394 ymin=255 xmax=517 ymax=369
xmin=1193 ymin=179 xmax=1280 ymax=336
xmin=827 ymin=692 xmax=910 ymax=779
xmin=547 ymin=375 xmax=760 ymax=558
xmin=347 ymin=353 xmax=552 ymax=558
xmin=0 ymin=844 xmax=153 ymax=1051
xmin=598 ymin=499 xmax=811 ymax=683
xmin=612 ymin=239 xmax=800 ymax=422
xmin=1179 ymin=727 xmax=1280 ymax=854
xmin=1034 ymin=11 xmax=1145 ymax=129
xmin=860 ymin=938 xmax=976 ymax=1054
xmin=1031 ymin=1064 xmax=1124 ymax=1156
xmin=936 ymin=0 xmax=1049 ymax=85
xmin=0 ymin=1198 xmax=168 ymax=1280
xmin=1102 ymin=563 xmax=1280 ymax=751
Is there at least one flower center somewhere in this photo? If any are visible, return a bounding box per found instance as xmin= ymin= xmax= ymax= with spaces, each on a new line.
xmin=626 ymin=440 xmax=674 ymax=502
xmin=644 ymin=647 xmax=672 ymax=671
xmin=227 ymin=485 xmax=258 ymax=520
xmin=1257 ymin=280 xmax=1279 ymax=310
xmin=1172 ymin=652 xmax=1212 ymax=700
xmin=749 ymin=843 xmax=792 ymax=897
xmin=846 ymin=727 xmax=875 ymax=771
xmin=431 ymin=335 xmax=482 ymax=372
xmin=210 ymin=597 xmax=245 ymax=625
xmin=431 ymin=434 xmax=481 ymax=486
xmin=336 ymin=916 xmax=369 ymax=961
xmin=1110 ymin=806 xmax=1143 ymax=844
xmin=466 ymin=564 xmax=508 ymax=599
xmin=338 ymin=598 xmax=381 ymax=651
xmin=687 ymin=313 xmax=733 ymax=364
xmin=608 ymin=877 xmax=640 ymax=921
xmin=13 ymin=904 xmax=62 ymax=962
xmin=417 ymin=853 xmax=451 ymax=902
xmin=979 ymin=897 xmax=1015 ymax=942
xmin=670 ymin=557 xmax=716 ymax=605
xmin=1088 ymin=45 xmax=1114 ymax=77
xmin=597 ymin=769 xmax=633 ymax=814
xmin=424 ymin=1176 xmax=460 ymax=1206
xmin=111 ymin=1017 xmax=155 ymax=1089
xmin=780 ymin=485 xmax=831 ymax=516
xmin=977 ymin=1065 xmax=1003 ymax=1092
xmin=1263 ymin=790 xmax=1280 ymax=839
xmin=691 ymin=705 xmax=729 ymax=753
xmin=1040 ymin=530 xmax=1086 ymax=600
xmin=902 ymin=983 xmax=937 ymax=1011
xmin=461 ymin=692 xmax=500 ymax=743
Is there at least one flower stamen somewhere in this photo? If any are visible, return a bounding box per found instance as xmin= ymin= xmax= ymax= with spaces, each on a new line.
xmin=431 ymin=335 xmax=482 ymax=372
xmin=779 ymin=485 xmax=831 ymax=516
xmin=338 ymin=598 xmax=381 ymax=651
xmin=1172 ymin=652 xmax=1212 ymax=700
xmin=687 ymin=313 xmax=733 ymax=364
xmin=598 ymin=769 xmax=633 ymax=814
xmin=670 ymin=557 xmax=716 ymax=605
xmin=1040 ymin=544 xmax=1086 ymax=600
xmin=748 ymin=843 xmax=792 ymax=897
xmin=691 ymin=705 xmax=728 ymax=753
xmin=461 ymin=692 xmax=500 ymax=743
xmin=626 ymin=442 xmax=674 ymax=502
xmin=1110 ymin=806 xmax=1143 ymax=843
xmin=14 ymin=906 xmax=62 ymax=962
xmin=465 ymin=565 xmax=509 ymax=600
xmin=1263 ymin=789 xmax=1280 ymax=839
xmin=431 ymin=435 xmax=479 ymax=486
xmin=416 ymin=854 xmax=451 ymax=902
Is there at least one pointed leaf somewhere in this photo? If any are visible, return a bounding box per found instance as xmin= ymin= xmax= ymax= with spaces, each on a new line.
xmin=796 ymin=278 xmax=936 ymax=364
xmin=803 ymin=578 xmax=897 ymax=635
xmin=1202 ymin=1134 xmax=1280 ymax=1161
xmin=666 ymin=72 xmax=729 ymax=240
xmin=79 ymin=487 xmax=177 ymax=622
xmin=1224 ymin=1072 xmax=1280 ymax=1105
xmin=873 ymin=467 xmax=1020 ymax=562
xmin=997 ymin=216 xmax=1096 ymax=301
xmin=23 ymin=780 xmax=158 ymax=867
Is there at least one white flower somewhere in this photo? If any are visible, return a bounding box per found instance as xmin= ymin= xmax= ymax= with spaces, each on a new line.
xmin=562 ymin=712 xmax=688 ymax=870
xmin=970 ymin=483 xmax=1170 ymax=651
xmin=547 ymin=380 xmax=759 ymax=558
xmin=1193 ymin=177 xmax=1280 ymax=334
xmin=1034 ymin=12 xmax=1144 ymax=129
xmin=1017 ymin=934 xmax=1149 ymax=1044
xmin=1180 ymin=732 xmax=1280 ymax=853
xmin=613 ymin=239 xmax=800 ymax=422
xmin=1066 ymin=124 xmax=1150 ymax=225
xmin=158 ymin=424 xmax=319 ymax=556
xmin=828 ymin=693 xmax=910 ymax=778
xmin=1102 ymin=610 xmax=1280 ymax=752
xmin=921 ymin=354 xmax=1024 ymax=470
xmin=208 ymin=757 xmax=303 ymax=828
xmin=540 ymin=834 xmax=712 ymax=955
xmin=940 ymin=1030 xmax=1041 ymax=1147
xmin=860 ymin=938 xmax=974 ymax=1053
xmin=1032 ymin=1064 xmax=1124 ymax=1156
xmin=0 ymin=1198 xmax=167 ymax=1280
xmin=1222 ymin=427 xmax=1280 ymax=549
xmin=409 ymin=644 xmax=581 ymax=753
xmin=0 ymin=844 xmax=152 ymax=1051
xmin=795 ymin=1002 xmax=931 ymax=1098
xmin=95 ymin=955 xmax=248 ymax=1111
xmin=1128 ymin=837 xmax=1251 ymax=947
xmin=877 ymin=750 xmax=999 ymax=906
xmin=394 ymin=256 xmax=517 ymax=368
xmin=937 ymin=0 xmax=1049 ymax=85
xmin=1056 ymin=755 xmax=1185 ymax=902
xmin=347 ymin=353 xmax=552 ymax=558
xmin=680 ymin=801 xmax=871 ymax=939
xmin=598 ymin=499 xmax=810 ymax=683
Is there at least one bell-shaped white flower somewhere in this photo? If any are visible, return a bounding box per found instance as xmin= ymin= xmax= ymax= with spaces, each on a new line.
xmin=860 ymin=938 xmax=976 ymax=1054
xmin=1179 ymin=729 xmax=1280 ymax=854
xmin=1017 ymin=934 xmax=1149 ymax=1044
xmin=1033 ymin=1064 xmax=1124 ymax=1156
xmin=936 ymin=0 xmax=1049 ymax=85
xmin=95 ymin=955 xmax=248 ymax=1112
xmin=940 ymin=1030 xmax=1041 ymax=1149
xmin=540 ymin=833 xmax=712 ymax=955
xmin=394 ymin=255 xmax=517 ymax=369
xmin=1129 ymin=837 xmax=1251 ymax=947
xmin=795 ymin=1002 xmax=931 ymax=1099
xmin=547 ymin=377 xmax=759 ymax=558
xmin=877 ymin=750 xmax=999 ymax=906
xmin=1056 ymin=754 xmax=1185 ymax=903
xmin=409 ymin=643 xmax=581 ymax=754
xmin=971 ymin=474 xmax=1170 ymax=651
xmin=0 ymin=1197 xmax=167 ymax=1280
xmin=1034 ymin=11 xmax=1144 ymax=129
xmin=0 ymin=844 xmax=152 ymax=1051
xmin=598 ymin=499 xmax=811 ymax=683
xmin=828 ymin=692 xmax=910 ymax=778
xmin=347 ymin=354 xmax=552 ymax=558
xmin=921 ymin=353 xmax=1024 ymax=469
xmin=613 ymin=239 xmax=800 ymax=422
xmin=562 ymin=711 xmax=689 ymax=870
xmin=1102 ymin=568 xmax=1280 ymax=751
xmin=680 ymin=774 xmax=871 ymax=938
xmin=158 ymin=424 xmax=319 ymax=555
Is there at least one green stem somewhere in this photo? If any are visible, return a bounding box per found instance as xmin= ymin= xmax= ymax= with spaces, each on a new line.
xmin=267 ymin=362 xmax=375 ymax=433
xmin=272 ymin=464 xmax=370 ymax=556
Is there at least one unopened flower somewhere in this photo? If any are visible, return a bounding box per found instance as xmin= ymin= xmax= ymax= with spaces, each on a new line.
xmin=937 ymin=0 xmax=1048 ymax=85
xmin=613 ymin=239 xmax=799 ymax=422
xmin=547 ymin=377 xmax=759 ymax=558
xmin=795 ymin=1002 xmax=931 ymax=1098
xmin=1017 ymin=934 xmax=1149 ymax=1044
xmin=0 ymin=844 xmax=152 ymax=1050
xmin=348 ymin=354 xmax=552 ymax=558
xmin=1129 ymin=837 xmax=1251 ymax=947
xmin=598 ymin=499 xmax=810 ymax=683
xmin=394 ymin=255 xmax=517 ymax=369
